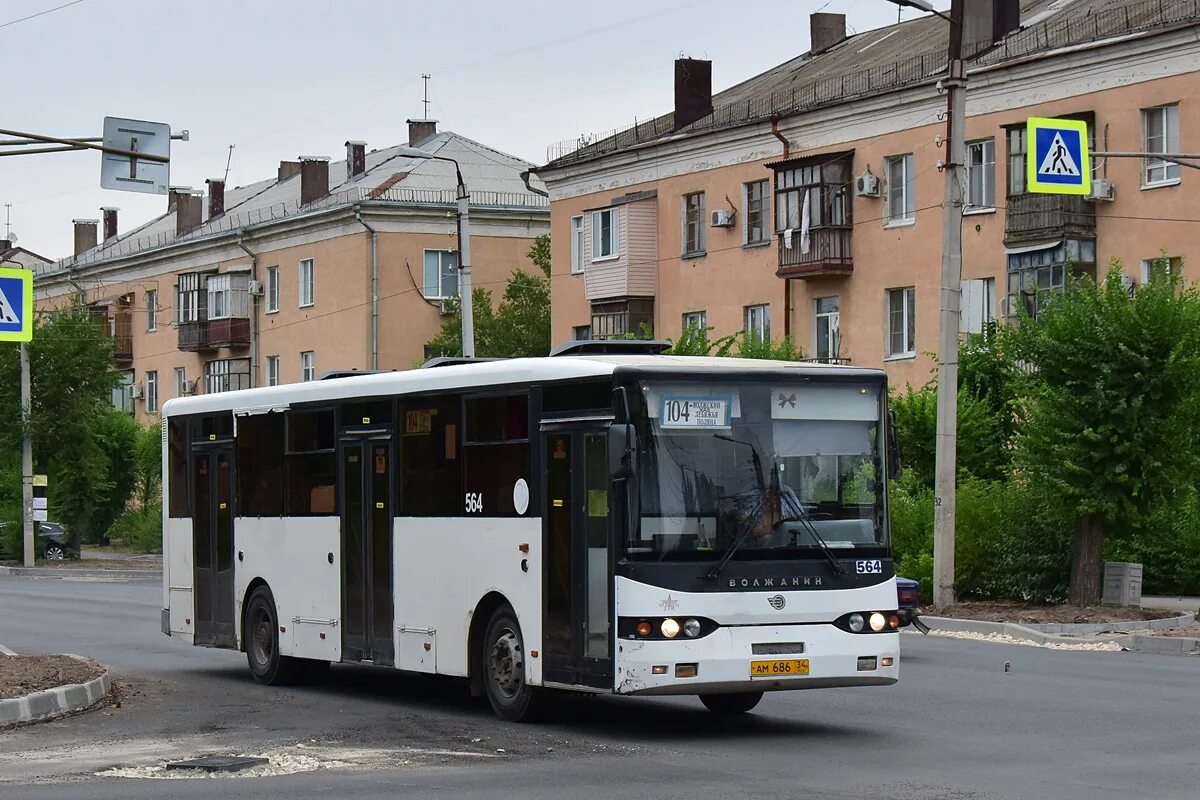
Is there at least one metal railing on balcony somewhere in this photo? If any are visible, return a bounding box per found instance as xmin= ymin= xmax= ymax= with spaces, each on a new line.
xmin=1004 ymin=193 xmax=1095 ymax=245
xmin=111 ymin=310 xmax=133 ymax=361
xmin=776 ymin=226 xmax=853 ymax=278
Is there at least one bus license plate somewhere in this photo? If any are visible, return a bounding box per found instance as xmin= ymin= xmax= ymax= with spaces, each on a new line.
xmin=750 ymin=659 xmax=810 ymax=677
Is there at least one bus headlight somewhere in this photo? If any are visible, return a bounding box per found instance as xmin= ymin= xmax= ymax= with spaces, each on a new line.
xmin=869 ymin=612 xmax=887 ymax=632
xmin=661 ymin=618 xmax=681 ymax=638
xmin=683 ymin=618 xmax=701 ymax=638
xmin=848 ymin=613 xmax=865 ymax=632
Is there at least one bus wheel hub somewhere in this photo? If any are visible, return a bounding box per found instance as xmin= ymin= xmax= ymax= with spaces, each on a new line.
xmin=489 ymin=630 xmax=523 ymax=696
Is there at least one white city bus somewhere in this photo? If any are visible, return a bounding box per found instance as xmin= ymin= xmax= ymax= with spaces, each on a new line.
xmin=161 ymin=342 xmax=901 ymax=720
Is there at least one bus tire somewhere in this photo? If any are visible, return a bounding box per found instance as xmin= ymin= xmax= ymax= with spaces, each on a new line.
xmin=244 ymin=585 xmax=304 ymax=686
xmin=699 ymin=691 xmax=764 ymax=715
xmin=482 ymin=605 xmax=545 ymax=722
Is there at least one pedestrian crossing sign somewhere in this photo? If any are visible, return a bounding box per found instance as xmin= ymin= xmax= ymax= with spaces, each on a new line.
xmin=0 ymin=267 xmax=34 ymax=342
xmin=1027 ymin=117 xmax=1091 ymax=195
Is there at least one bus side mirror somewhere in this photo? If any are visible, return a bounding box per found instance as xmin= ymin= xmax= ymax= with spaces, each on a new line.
xmin=887 ymin=410 xmax=901 ymax=480
xmin=608 ymin=424 xmax=638 ymax=549
xmin=608 ymin=424 xmax=636 ymax=482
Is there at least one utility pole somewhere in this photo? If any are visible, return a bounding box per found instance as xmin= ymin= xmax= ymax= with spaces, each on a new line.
xmin=20 ymin=341 xmax=33 ymax=567
xmin=456 ymin=176 xmax=475 ymax=358
xmin=933 ymin=0 xmax=966 ymax=610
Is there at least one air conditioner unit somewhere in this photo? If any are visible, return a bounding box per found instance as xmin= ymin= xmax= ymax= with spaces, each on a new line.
xmin=247 ymin=279 xmax=264 ymax=296
xmin=1087 ymin=178 xmax=1115 ymax=202
xmin=130 ymin=384 xmax=144 ymax=399
xmin=855 ymin=173 xmax=881 ymax=197
xmin=438 ymin=300 xmax=455 ymax=315
xmin=710 ymin=209 xmax=735 ymax=228
xmin=181 ymin=379 xmax=199 ymax=396
xmin=1120 ymin=273 xmax=1136 ymax=298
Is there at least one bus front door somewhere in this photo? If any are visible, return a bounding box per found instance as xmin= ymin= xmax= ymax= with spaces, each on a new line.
xmin=193 ymin=445 xmax=236 ymax=648
xmin=542 ymin=430 xmax=613 ymax=689
xmin=339 ymin=435 xmax=394 ymax=666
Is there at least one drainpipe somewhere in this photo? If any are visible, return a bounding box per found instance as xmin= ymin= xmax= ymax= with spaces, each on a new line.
xmin=770 ymin=118 xmax=790 ymax=159
xmin=519 ymin=169 xmax=549 ymax=198
xmin=354 ymin=205 xmax=379 ymax=370
xmin=237 ymin=229 xmax=259 ymax=387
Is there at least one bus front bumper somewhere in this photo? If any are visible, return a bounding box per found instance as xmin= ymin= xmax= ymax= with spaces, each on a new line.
xmin=612 ymin=624 xmax=899 ymax=696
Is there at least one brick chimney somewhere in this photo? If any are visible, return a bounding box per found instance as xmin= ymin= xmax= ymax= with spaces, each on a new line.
xmin=673 ymin=58 xmax=713 ymax=131
xmin=406 ymin=119 xmax=438 ymax=147
xmin=73 ymin=219 xmax=99 ymax=256
xmin=167 ymin=186 xmax=189 ymax=212
xmin=299 ymin=156 xmax=330 ymax=205
xmin=346 ymin=140 xmax=367 ymax=180
xmin=206 ymin=178 xmax=225 ymax=218
xmin=176 ymin=190 xmax=203 ymax=236
xmin=809 ymin=12 xmax=846 ymax=55
xmin=278 ymin=160 xmax=302 ymax=182
xmin=101 ymin=207 xmax=119 ymax=241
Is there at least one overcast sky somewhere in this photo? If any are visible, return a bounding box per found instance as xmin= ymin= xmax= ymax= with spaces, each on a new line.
xmin=2 ymin=0 xmax=949 ymax=259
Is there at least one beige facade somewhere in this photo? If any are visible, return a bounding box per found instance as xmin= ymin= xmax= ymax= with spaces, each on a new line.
xmin=36 ymin=127 xmax=549 ymax=422
xmin=541 ymin=5 xmax=1199 ymax=389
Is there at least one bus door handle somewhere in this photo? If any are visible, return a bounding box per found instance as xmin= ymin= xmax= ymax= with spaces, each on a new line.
xmin=327 ymin=552 xmax=334 ymax=564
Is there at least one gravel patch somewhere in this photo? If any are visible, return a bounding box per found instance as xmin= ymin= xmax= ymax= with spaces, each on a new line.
xmin=920 ymin=629 xmax=1124 ymax=652
xmin=0 ymin=655 xmax=105 ymax=699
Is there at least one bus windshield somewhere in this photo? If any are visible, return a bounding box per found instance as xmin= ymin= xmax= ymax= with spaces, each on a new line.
xmin=628 ymin=378 xmax=886 ymax=562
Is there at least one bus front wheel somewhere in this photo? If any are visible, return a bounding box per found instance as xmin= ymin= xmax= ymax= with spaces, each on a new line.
xmin=482 ymin=606 xmax=545 ymax=722
xmin=245 ymin=585 xmax=313 ymax=685
xmin=699 ymin=691 xmax=764 ymax=715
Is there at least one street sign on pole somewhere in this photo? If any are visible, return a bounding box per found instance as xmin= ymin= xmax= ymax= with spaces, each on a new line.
xmin=100 ymin=116 xmax=171 ymax=195
xmin=0 ymin=267 xmax=33 ymax=342
xmin=1027 ymin=117 xmax=1091 ymax=195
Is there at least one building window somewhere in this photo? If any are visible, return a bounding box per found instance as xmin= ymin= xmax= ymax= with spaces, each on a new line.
xmin=267 ymin=355 xmax=281 ymax=386
xmin=960 ymin=278 xmax=996 ymax=335
xmin=570 ymin=216 xmax=585 ymax=274
xmin=1006 ymin=126 xmax=1027 ymax=196
xmin=590 ymin=298 xmax=653 ymax=340
xmin=886 ymin=288 xmax=916 ymax=357
xmin=682 ymin=192 xmax=706 ymax=256
xmin=266 ymin=265 xmax=279 ymax=313
xmin=744 ymin=304 xmax=770 ymax=341
xmin=966 ymin=139 xmax=996 ymax=210
xmin=573 ymin=324 xmax=592 ymax=341
xmin=774 ymin=158 xmax=851 ymax=232
xmin=298 ymin=258 xmax=314 ymax=307
xmin=300 ymin=351 xmax=315 ymax=382
xmin=112 ymin=372 xmax=134 ymax=414
xmin=204 ymin=358 xmax=251 ymax=393
xmin=591 ymin=208 xmax=619 ymax=260
xmin=176 ymin=273 xmax=201 ymax=324
xmin=146 ymin=290 xmax=157 ymax=331
xmin=207 ymin=274 xmax=231 ymax=319
xmin=145 ymin=371 xmax=158 ymax=413
xmin=682 ymin=310 xmax=707 ymax=334
xmin=174 ymin=367 xmax=187 ymax=398
xmin=1141 ymin=255 xmax=1182 ymax=283
xmin=744 ymin=180 xmax=769 ymax=244
xmin=1143 ymin=104 xmax=1181 ymax=186
xmin=1006 ymin=240 xmax=1095 ymax=319
xmin=422 ymin=249 xmax=459 ymax=299
xmin=814 ymin=296 xmax=840 ymax=361
xmin=885 ymin=154 xmax=915 ymax=225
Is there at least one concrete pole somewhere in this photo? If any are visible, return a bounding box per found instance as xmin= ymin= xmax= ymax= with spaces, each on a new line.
xmin=933 ymin=3 xmax=966 ymax=610
xmin=20 ymin=341 xmax=34 ymax=567
xmin=457 ymin=185 xmax=475 ymax=358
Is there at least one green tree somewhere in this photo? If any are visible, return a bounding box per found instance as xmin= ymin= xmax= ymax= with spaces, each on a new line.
xmin=424 ymin=234 xmax=551 ymax=359
xmin=662 ymin=324 xmax=805 ymax=361
xmin=1008 ymin=261 xmax=1200 ymax=604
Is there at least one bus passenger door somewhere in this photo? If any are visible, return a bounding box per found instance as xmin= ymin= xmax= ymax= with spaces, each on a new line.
xmin=339 ymin=434 xmax=394 ymax=666
xmin=542 ymin=430 xmax=613 ymax=689
xmin=193 ymin=445 xmax=236 ymax=648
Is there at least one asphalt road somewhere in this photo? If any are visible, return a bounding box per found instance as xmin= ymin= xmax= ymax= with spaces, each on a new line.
xmin=1 ymin=575 xmax=1197 ymax=799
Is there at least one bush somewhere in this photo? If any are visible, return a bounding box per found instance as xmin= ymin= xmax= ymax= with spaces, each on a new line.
xmin=1107 ymin=490 xmax=1200 ymax=596
xmin=107 ymin=503 xmax=163 ymax=553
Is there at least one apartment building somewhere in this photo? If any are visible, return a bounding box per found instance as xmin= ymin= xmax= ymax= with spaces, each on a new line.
xmin=34 ymin=120 xmax=549 ymax=420
xmin=539 ymin=0 xmax=1198 ymax=388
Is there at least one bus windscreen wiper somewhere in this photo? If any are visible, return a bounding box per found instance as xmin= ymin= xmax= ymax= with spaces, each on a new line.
xmin=790 ymin=505 xmax=846 ymax=576
xmin=707 ymin=433 xmax=767 ymax=579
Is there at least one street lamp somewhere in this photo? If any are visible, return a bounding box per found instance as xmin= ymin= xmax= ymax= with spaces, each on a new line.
xmin=394 ymin=146 xmax=476 ymax=358
xmin=885 ymin=0 xmax=965 ymax=610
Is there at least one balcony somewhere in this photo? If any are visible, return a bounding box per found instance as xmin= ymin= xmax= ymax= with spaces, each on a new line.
xmin=1004 ymin=193 xmax=1095 ymax=245
xmin=111 ymin=308 xmax=133 ymax=362
xmin=776 ymin=226 xmax=853 ymax=279
xmin=177 ymin=272 xmax=251 ymax=352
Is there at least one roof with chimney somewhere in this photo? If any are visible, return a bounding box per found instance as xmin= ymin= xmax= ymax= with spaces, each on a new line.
xmin=49 ymin=129 xmax=548 ymax=274
xmin=0 ymin=243 xmax=53 ymax=270
xmin=542 ymin=0 xmax=1198 ymax=170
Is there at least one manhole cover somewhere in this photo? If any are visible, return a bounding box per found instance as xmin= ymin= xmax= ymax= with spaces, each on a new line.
xmin=166 ymin=756 xmax=270 ymax=773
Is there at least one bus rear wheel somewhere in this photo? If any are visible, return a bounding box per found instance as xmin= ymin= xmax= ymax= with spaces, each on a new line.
xmin=482 ymin=606 xmax=545 ymax=722
xmin=245 ymin=585 xmax=316 ymax=685
xmin=700 ymin=691 xmax=764 ymax=715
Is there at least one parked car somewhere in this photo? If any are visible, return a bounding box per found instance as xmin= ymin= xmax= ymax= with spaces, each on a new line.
xmin=0 ymin=521 xmax=79 ymax=560
xmin=896 ymin=576 xmax=922 ymax=628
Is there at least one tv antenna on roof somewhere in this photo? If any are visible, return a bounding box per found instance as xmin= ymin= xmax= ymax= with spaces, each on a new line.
xmin=224 ymin=144 xmax=235 ymax=184
xmin=421 ymin=74 xmax=431 ymax=118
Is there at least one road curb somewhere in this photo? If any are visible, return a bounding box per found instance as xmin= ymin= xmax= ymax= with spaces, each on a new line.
xmin=0 ymin=656 xmax=112 ymax=727
xmin=0 ymin=566 xmax=157 ymax=580
xmin=1123 ymin=634 xmax=1200 ymax=656
xmin=1011 ymin=613 xmax=1197 ymax=635
xmin=921 ymin=616 xmax=1124 ymax=645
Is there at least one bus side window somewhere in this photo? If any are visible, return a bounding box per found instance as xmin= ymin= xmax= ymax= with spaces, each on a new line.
xmin=285 ymin=408 xmax=337 ymax=516
xmin=399 ymin=395 xmax=462 ymax=516
xmin=237 ymin=412 xmax=285 ymax=517
xmin=167 ymin=417 xmax=189 ymax=518
xmin=463 ymin=395 xmax=530 ymax=517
